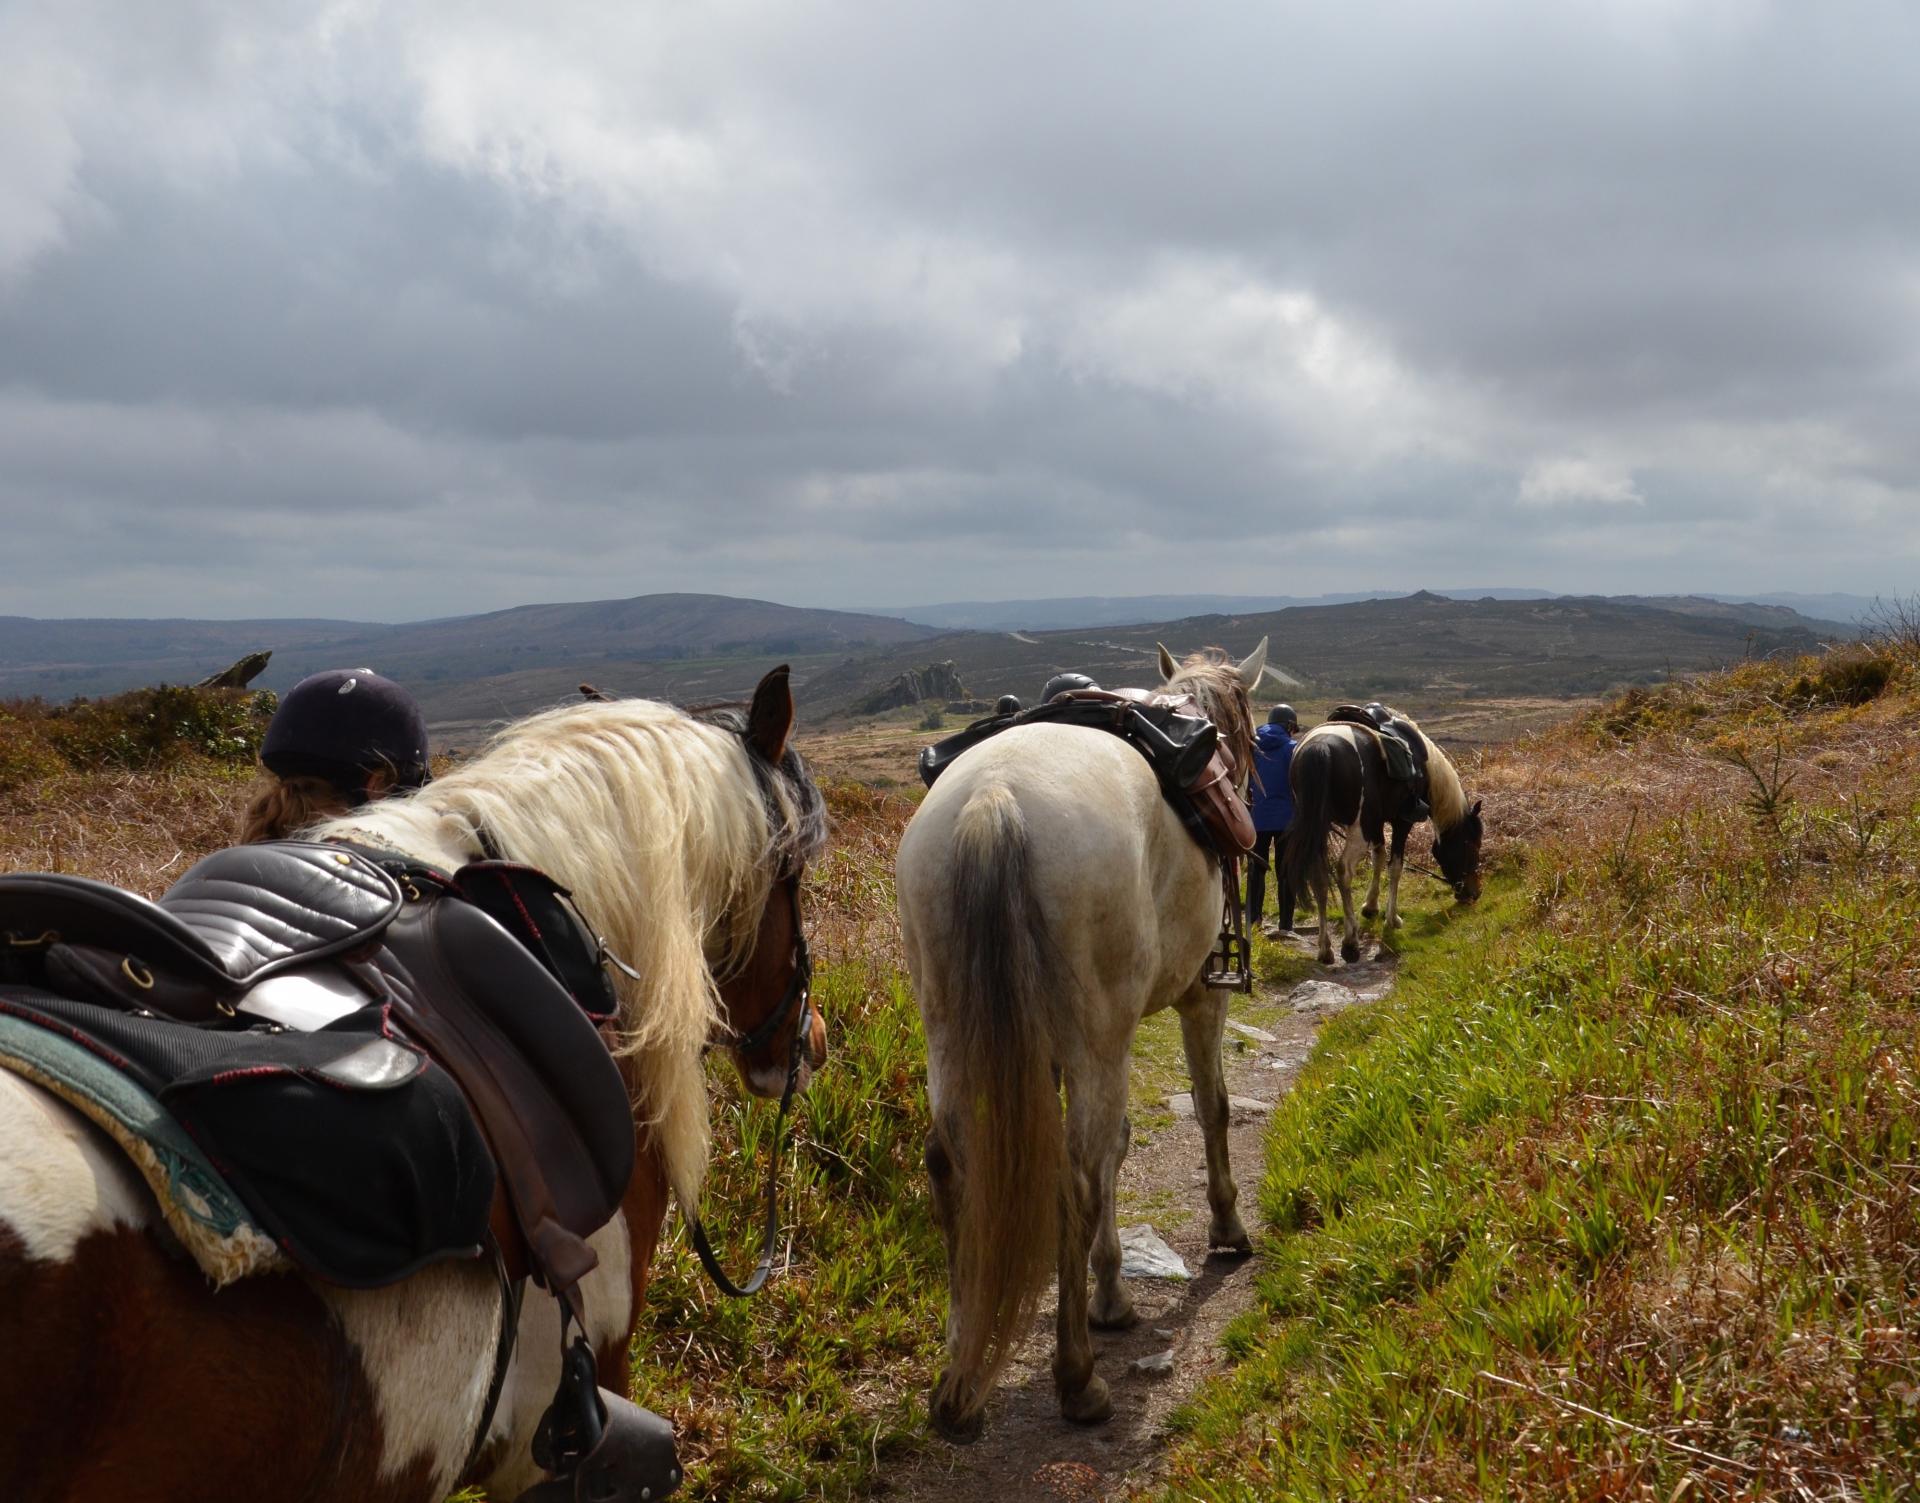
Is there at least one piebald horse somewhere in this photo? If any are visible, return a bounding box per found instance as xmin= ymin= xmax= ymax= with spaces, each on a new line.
xmin=1283 ymin=713 xmax=1484 ymax=965
xmin=897 ymin=639 xmax=1265 ymax=1442
xmin=0 ymin=669 xmax=826 ymax=1503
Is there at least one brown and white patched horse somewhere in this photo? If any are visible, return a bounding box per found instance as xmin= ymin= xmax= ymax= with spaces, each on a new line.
xmin=1283 ymin=712 xmax=1484 ymax=965
xmin=897 ymin=640 xmax=1265 ymax=1442
xmin=0 ymin=668 xmax=826 ymax=1503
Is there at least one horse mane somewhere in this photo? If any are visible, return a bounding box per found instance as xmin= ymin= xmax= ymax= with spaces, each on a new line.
xmin=1388 ymin=712 xmax=1468 ymax=832
xmin=308 ymin=697 xmax=825 ymax=1206
xmin=1164 ymin=647 xmax=1256 ymax=792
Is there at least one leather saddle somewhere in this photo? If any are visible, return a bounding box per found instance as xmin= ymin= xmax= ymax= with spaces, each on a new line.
xmin=1327 ymin=704 xmax=1430 ymax=788
xmin=0 ymin=840 xmax=679 ymax=1500
xmin=918 ymin=687 xmax=1255 ymax=861
xmin=0 ymin=839 xmax=633 ymax=1301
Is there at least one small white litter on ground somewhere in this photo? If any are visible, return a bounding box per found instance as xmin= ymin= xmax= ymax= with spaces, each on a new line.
xmin=1118 ymin=1224 xmax=1191 ymax=1280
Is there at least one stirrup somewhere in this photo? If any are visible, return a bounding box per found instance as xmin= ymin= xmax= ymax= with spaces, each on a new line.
xmin=517 ymin=1336 xmax=681 ymax=1502
xmin=1204 ymin=927 xmax=1252 ymax=991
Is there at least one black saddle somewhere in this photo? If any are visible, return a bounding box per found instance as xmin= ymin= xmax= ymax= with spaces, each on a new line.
xmin=919 ymin=692 xmax=1220 ymax=795
xmin=0 ymin=839 xmax=677 ymax=1499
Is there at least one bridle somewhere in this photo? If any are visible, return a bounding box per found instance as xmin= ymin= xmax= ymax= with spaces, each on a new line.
xmin=684 ymin=873 xmax=813 ymax=1298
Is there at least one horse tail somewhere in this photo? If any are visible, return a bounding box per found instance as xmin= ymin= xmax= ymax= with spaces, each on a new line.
xmin=929 ymin=780 xmax=1063 ymax=1437
xmin=1283 ymin=733 xmax=1332 ymax=900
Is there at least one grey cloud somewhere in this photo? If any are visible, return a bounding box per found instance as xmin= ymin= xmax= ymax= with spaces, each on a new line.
xmin=0 ymin=0 xmax=1915 ymax=620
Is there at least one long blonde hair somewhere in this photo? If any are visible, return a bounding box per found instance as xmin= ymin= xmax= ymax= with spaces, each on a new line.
xmin=308 ymin=697 xmax=822 ymax=1204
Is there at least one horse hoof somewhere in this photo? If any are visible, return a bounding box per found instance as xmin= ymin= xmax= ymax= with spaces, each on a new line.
xmin=1090 ymin=1295 xmax=1138 ymax=1331
xmin=929 ymin=1376 xmax=986 ymax=1444
xmin=1059 ymin=1374 xmax=1113 ymax=1426
xmin=1316 ymin=947 xmax=1335 ymax=965
xmin=1361 ymin=903 xmax=1378 ymax=920
xmin=1210 ymin=1218 xmax=1252 ymax=1254
xmin=1341 ymin=939 xmax=1362 ymax=963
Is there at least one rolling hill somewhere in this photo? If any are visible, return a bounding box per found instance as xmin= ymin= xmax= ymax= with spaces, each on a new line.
xmin=803 ymin=591 xmax=1845 ymax=721
xmin=0 ymin=594 xmax=939 ymax=707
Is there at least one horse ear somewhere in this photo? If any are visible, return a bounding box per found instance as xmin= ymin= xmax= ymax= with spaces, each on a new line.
xmin=746 ymin=665 xmax=795 ymax=763
xmin=1156 ymin=642 xmax=1178 ymax=681
xmin=1471 ymin=798 xmax=1483 ymax=819
xmin=1236 ymin=636 xmax=1269 ymax=689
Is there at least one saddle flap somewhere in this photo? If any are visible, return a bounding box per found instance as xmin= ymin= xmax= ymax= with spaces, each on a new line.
xmin=377 ymin=898 xmax=635 ymax=1272
xmin=157 ymin=841 xmax=403 ymax=986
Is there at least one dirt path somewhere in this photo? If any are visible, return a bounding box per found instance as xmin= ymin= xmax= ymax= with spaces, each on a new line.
xmin=882 ymin=936 xmax=1397 ymax=1503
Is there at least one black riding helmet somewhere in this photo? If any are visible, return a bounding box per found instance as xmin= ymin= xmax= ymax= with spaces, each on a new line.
xmin=994 ymin=694 xmax=1023 ymax=715
xmin=1267 ymin=703 xmax=1299 ymax=731
xmin=1041 ymin=672 xmax=1099 ymax=703
xmin=261 ymin=668 xmax=431 ymax=804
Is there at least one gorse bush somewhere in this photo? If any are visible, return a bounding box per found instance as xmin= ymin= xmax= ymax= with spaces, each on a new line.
xmin=0 ymin=685 xmax=276 ymax=790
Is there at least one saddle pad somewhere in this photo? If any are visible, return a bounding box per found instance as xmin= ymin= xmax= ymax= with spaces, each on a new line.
xmin=0 ymin=986 xmax=495 ymax=1288
xmin=0 ymin=1011 xmax=286 ymax=1287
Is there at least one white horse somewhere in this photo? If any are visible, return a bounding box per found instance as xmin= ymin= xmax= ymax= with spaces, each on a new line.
xmin=0 ymin=673 xmax=826 ymax=1503
xmin=897 ymin=639 xmax=1265 ymax=1441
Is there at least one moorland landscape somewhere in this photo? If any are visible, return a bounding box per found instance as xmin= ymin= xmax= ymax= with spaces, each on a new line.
xmin=1 ymin=596 xmax=1913 ymax=1499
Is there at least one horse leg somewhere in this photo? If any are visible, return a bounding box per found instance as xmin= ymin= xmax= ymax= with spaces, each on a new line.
xmin=1178 ymin=983 xmax=1251 ymax=1252
xmin=1054 ymin=1077 xmax=1121 ymax=1425
xmin=1310 ymin=848 xmax=1336 ymax=964
xmin=1361 ymin=840 xmax=1384 ymax=920
xmin=1088 ymin=1113 xmax=1137 ymax=1331
xmin=1384 ymin=826 xmax=1409 ymax=931
xmin=1334 ymin=828 xmax=1365 ymax=963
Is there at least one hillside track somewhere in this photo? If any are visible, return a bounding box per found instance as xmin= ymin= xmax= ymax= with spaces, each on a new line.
xmin=880 ymin=936 xmax=1397 ymax=1503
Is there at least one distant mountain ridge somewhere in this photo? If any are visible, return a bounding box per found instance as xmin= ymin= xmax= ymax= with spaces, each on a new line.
xmin=0 ymin=588 xmax=1862 ymax=737
xmin=804 ymin=590 xmax=1849 ymax=720
xmin=0 ymin=593 xmax=938 ymax=703
xmin=854 ymin=588 xmax=1876 ymax=632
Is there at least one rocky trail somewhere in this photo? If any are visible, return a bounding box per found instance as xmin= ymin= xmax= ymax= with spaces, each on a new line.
xmin=882 ymin=935 xmax=1398 ymax=1503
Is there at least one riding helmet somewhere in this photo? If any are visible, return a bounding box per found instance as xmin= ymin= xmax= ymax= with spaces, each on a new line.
xmin=261 ymin=668 xmax=431 ymax=802
xmin=1267 ymin=703 xmax=1299 ymax=731
xmin=994 ymin=694 xmax=1023 ymax=715
xmin=1041 ymin=672 xmax=1099 ymax=703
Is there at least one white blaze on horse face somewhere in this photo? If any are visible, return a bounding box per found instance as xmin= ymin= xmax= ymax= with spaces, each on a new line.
xmin=0 ymin=1074 xmax=151 ymax=1263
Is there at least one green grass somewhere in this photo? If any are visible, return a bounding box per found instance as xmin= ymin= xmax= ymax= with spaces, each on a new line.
xmin=624 ymin=959 xmax=946 ymax=1500
xmin=1153 ymin=663 xmax=1920 ymax=1498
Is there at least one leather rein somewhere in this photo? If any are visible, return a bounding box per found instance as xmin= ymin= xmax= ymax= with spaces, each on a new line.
xmin=684 ymin=875 xmax=812 ymax=1298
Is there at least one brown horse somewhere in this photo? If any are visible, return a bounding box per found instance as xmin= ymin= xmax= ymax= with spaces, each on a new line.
xmin=0 ymin=668 xmax=826 ymax=1503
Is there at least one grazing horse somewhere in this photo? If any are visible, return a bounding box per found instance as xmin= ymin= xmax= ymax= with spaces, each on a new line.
xmin=0 ymin=669 xmax=827 ymax=1503
xmin=1283 ymin=713 xmax=1483 ymax=965
xmin=897 ymin=639 xmax=1265 ymax=1442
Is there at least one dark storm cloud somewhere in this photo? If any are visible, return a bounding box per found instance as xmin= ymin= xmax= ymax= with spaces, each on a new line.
xmin=0 ymin=0 xmax=1914 ymax=618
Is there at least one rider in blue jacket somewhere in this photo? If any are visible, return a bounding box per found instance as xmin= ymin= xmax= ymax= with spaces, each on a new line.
xmin=1246 ymin=705 xmax=1298 ymax=932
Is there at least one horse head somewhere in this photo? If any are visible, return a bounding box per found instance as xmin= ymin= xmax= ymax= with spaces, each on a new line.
xmin=1432 ymin=796 xmax=1485 ymax=903
xmin=705 ymin=666 xmax=829 ymax=1100
xmin=1156 ymin=636 xmax=1268 ymax=792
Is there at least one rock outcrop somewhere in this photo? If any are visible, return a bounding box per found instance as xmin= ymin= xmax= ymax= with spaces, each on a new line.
xmin=851 ymin=661 xmax=969 ymax=715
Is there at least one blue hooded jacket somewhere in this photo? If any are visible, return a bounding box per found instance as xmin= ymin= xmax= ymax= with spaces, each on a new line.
xmin=1248 ymin=722 xmax=1296 ymax=832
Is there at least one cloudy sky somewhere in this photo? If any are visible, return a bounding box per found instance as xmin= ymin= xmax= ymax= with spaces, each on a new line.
xmin=2 ymin=0 xmax=1915 ymax=620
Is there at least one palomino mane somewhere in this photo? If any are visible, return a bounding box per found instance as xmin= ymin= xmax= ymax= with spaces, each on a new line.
xmin=309 ymin=696 xmax=824 ymax=1204
xmin=1164 ymin=648 xmax=1257 ymax=792
xmin=1386 ymin=711 xmax=1468 ymax=832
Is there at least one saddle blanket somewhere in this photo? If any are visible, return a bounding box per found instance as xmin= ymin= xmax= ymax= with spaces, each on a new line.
xmin=0 ymin=986 xmax=493 ymax=1288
